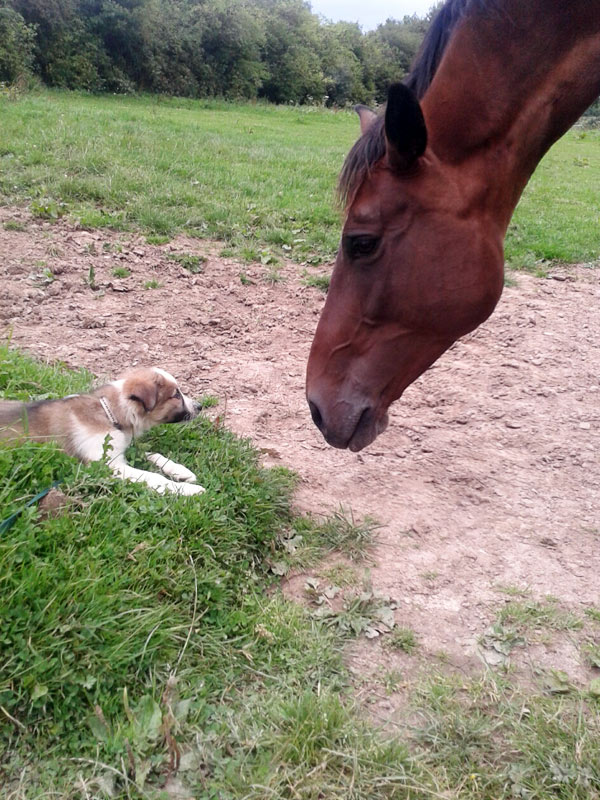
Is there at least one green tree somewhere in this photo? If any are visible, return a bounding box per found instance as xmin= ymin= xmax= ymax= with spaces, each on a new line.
xmin=365 ymin=15 xmax=428 ymax=102
xmin=0 ymin=5 xmax=36 ymax=83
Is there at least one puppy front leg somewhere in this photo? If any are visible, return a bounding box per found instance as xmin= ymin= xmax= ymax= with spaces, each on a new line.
xmin=145 ymin=452 xmax=201 ymax=486
xmin=112 ymin=462 xmax=205 ymax=495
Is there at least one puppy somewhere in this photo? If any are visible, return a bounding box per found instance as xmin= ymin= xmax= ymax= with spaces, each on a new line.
xmin=0 ymin=367 xmax=205 ymax=495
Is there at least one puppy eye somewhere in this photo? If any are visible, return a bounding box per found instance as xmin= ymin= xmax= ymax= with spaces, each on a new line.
xmin=172 ymin=389 xmax=182 ymax=399
xmin=345 ymin=235 xmax=379 ymax=260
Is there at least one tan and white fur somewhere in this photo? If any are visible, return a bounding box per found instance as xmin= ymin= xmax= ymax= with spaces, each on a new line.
xmin=0 ymin=367 xmax=205 ymax=495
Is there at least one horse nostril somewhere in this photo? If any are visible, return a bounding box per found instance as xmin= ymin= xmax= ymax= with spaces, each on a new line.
xmin=308 ymin=399 xmax=324 ymax=431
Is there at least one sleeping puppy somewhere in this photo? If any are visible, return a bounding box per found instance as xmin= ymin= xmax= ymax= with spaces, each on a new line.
xmin=0 ymin=367 xmax=205 ymax=495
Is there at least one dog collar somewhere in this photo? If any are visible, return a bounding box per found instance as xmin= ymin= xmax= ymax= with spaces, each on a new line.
xmin=99 ymin=397 xmax=122 ymax=430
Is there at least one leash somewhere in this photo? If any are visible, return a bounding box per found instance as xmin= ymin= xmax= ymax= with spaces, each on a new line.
xmin=0 ymin=481 xmax=61 ymax=534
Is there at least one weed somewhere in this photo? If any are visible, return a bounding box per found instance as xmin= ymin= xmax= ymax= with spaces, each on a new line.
xmin=311 ymin=588 xmax=398 ymax=639
xmin=146 ymin=234 xmax=170 ymax=245
xmin=382 ymin=668 xmax=404 ymax=694
xmin=29 ymin=198 xmax=68 ymax=221
xmin=585 ymin=606 xmax=600 ymax=623
xmin=30 ymin=266 xmax=54 ymax=286
xmin=321 ymin=563 xmax=360 ymax=587
xmin=112 ymin=266 xmax=130 ymax=278
xmin=263 ymin=262 xmax=284 ymax=285
xmin=301 ymin=270 xmax=330 ymax=292
xmin=3 ymin=220 xmax=25 ymax=231
xmin=386 ymin=626 xmax=419 ymax=654
xmin=495 ymin=583 xmax=530 ymax=597
xmin=144 ymin=279 xmax=161 ymax=289
xmin=583 ymin=642 xmax=600 ymax=669
xmin=168 ymin=252 xmax=206 ymax=273
xmin=196 ymin=394 xmax=218 ymax=409
xmin=86 ymin=264 xmax=98 ymax=290
xmin=309 ymin=507 xmax=379 ymax=560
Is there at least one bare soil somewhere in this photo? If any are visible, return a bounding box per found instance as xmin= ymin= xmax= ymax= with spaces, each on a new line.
xmin=2 ymin=207 xmax=599 ymax=720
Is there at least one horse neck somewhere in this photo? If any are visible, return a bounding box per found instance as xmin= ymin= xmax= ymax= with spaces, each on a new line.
xmin=421 ymin=0 xmax=600 ymax=228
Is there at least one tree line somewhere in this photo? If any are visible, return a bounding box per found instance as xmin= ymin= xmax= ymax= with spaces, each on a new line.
xmin=0 ymin=0 xmax=436 ymax=105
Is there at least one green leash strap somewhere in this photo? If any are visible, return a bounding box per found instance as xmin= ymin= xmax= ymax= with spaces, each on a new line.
xmin=0 ymin=481 xmax=61 ymax=534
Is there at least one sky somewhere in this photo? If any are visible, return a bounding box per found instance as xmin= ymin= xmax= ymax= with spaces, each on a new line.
xmin=308 ymin=0 xmax=434 ymax=30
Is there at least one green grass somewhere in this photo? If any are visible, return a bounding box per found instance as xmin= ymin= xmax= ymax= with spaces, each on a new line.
xmin=506 ymin=130 xmax=600 ymax=269
xmin=2 ymin=345 xmax=600 ymax=796
xmin=0 ymin=344 xmax=423 ymax=798
xmin=0 ymin=91 xmax=349 ymax=265
xmin=1 ymin=90 xmax=599 ymax=269
xmin=412 ymin=672 xmax=600 ymax=799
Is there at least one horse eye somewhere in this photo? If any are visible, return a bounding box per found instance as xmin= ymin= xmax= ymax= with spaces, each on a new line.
xmin=346 ymin=235 xmax=379 ymax=260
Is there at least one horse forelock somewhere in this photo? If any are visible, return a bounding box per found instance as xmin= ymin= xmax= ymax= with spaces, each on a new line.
xmin=337 ymin=0 xmax=492 ymax=207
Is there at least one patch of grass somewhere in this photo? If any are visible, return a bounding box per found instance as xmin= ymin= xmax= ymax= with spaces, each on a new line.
xmin=585 ymin=607 xmax=600 ymax=623
xmin=506 ymin=129 xmax=600 ymax=267
xmin=145 ymin=233 xmax=171 ymax=245
xmin=321 ymin=562 xmax=361 ymax=587
xmin=86 ymin=264 xmax=98 ymax=290
xmin=111 ymin=266 xmax=130 ymax=278
xmin=412 ymin=671 xmax=600 ymax=798
xmin=29 ymin=197 xmax=68 ymax=221
xmin=386 ymin=626 xmax=419 ymax=654
xmin=197 ymin=393 xmax=219 ymax=409
xmin=3 ymin=219 xmax=26 ymax=231
xmin=2 ymin=345 xmax=429 ymax=798
xmin=494 ymin=582 xmax=531 ymax=597
xmin=503 ymin=269 xmax=518 ymax=287
xmin=143 ymin=278 xmax=161 ymax=289
xmin=290 ymin=507 xmax=379 ymax=565
xmin=167 ymin=252 xmax=206 ymax=273
xmin=0 ymin=340 xmax=94 ymax=400
xmin=583 ymin=643 xmax=600 ymax=669
xmin=499 ymin=598 xmax=584 ymax=633
xmin=0 ymin=91 xmax=350 ymax=266
xmin=302 ymin=269 xmax=330 ymax=292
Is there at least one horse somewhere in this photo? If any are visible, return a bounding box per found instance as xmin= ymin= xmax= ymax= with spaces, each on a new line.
xmin=305 ymin=0 xmax=600 ymax=452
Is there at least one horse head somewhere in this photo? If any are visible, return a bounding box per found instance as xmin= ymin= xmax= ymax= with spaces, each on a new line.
xmin=306 ymin=83 xmax=505 ymax=451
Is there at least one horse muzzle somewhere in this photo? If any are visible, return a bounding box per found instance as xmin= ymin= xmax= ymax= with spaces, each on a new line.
xmin=307 ymin=393 xmax=389 ymax=452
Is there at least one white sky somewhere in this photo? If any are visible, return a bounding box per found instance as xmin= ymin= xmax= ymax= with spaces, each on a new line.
xmin=309 ymin=0 xmax=435 ymax=30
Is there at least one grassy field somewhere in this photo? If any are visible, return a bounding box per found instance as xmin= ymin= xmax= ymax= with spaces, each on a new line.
xmin=0 ymin=90 xmax=599 ymax=270
xmin=2 ymin=347 xmax=600 ymax=799
xmin=1 ymin=92 xmax=600 ymax=797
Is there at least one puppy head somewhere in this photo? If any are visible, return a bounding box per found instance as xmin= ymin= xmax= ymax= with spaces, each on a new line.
xmin=121 ymin=368 xmax=199 ymax=427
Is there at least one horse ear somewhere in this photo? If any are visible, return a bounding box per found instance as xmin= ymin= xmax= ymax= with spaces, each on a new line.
xmin=385 ymin=83 xmax=427 ymax=172
xmin=354 ymin=104 xmax=378 ymax=136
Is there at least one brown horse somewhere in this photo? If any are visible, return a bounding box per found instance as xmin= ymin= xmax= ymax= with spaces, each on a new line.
xmin=306 ymin=0 xmax=600 ymax=452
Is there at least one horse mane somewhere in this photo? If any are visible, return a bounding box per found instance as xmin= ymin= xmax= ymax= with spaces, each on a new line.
xmin=338 ymin=0 xmax=488 ymax=206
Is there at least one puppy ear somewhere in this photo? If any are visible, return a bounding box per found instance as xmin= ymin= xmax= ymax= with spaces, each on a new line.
xmin=128 ymin=378 xmax=159 ymax=412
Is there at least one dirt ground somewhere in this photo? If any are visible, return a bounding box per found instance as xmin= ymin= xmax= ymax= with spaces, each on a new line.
xmin=2 ymin=207 xmax=599 ymax=720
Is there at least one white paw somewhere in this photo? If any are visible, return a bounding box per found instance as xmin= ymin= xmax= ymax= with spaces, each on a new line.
xmin=169 ymin=481 xmax=205 ymax=496
xmin=168 ymin=464 xmax=198 ymax=483
xmin=146 ymin=453 xmax=198 ymax=483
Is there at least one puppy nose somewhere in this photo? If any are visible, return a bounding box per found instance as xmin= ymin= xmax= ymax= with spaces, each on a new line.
xmin=193 ymin=400 xmax=202 ymax=412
